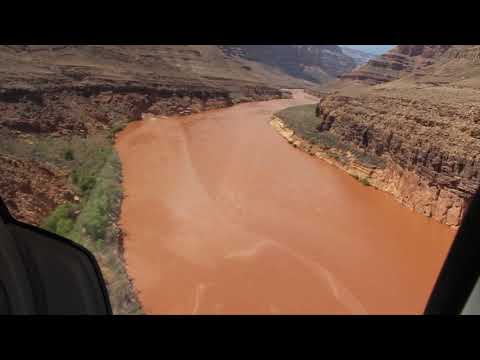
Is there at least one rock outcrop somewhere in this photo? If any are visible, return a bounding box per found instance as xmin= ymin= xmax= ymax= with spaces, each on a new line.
xmin=0 ymin=154 xmax=74 ymax=224
xmin=339 ymin=46 xmax=376 ymax=66
xmin=220 ymin=45 xmax=356 ymax=83
xmin=0 ymin=45 xmax=298 ymax=138
xmin=314 ymin=45 xmax=480 ymax=226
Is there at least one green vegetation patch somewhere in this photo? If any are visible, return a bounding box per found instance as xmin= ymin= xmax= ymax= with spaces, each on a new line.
xmin=6 ymin=121 xmax=143 ymax=314
xmin=276 ymin=104 xmax=323 ymax=140
xmin=359 ymin=177 xmax=371 ymax=187
xmin=276 ymin=105 xmax=347 ymax=149
xmin=67 ymin=147 xmax=122 ymax=245
xmin=350 ymin=174 xmax=371 ymax=187
xmin=275 ymin=104 xmax=386 ymax=169
xmin=41 ymin=202 xmax=78 ymax=237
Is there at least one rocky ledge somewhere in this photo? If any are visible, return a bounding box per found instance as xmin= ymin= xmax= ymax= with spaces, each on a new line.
xmin=271 ymin=116 xmax=465 ymax=227
xmin=307 ymin=45 xmax=480 ymax=226
xmin=0 ymin=84 xmax=282 ymax=137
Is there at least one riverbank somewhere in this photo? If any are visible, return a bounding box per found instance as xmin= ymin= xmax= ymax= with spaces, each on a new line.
xmin=1 ymin=129 xmax=144 ymax=314
xmin=272 ymin=106 xmax=462 ymax=229
xmin=1 ymin=85 xmax=290 ymax=314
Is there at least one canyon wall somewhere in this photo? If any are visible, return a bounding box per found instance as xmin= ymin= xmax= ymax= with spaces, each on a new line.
xmin=220 ymin=45 xmax=356 ymax=83
xmin=0 ymin=45 xmax=291 ymax=223
xmin=312 ymin=45 xmax=480 ymax=226
xmin=272 ymin=116 xmax=466 ymax=227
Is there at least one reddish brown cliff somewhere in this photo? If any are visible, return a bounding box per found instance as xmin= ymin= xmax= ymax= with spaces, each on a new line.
xmin=315 ymin=45 xmax=480 ymax=226
xmin=0 ymin=45 xmax=293 ymax=222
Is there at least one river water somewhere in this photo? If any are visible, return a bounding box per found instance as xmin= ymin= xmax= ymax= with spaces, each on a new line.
xmin=115 ymin=90 xmax=454 ymax=314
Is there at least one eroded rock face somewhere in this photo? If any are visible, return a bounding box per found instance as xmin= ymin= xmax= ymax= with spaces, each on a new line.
xmin=0 ymin=85 xmax=282 ymax=137
xmin=340 ymin=47 xmax=376 ymax=66
xmin=314 ymin=45 xmax=480 ymax=226
xmin=220 ymin=45 xmax=356 ymax=83
xmin=0 ymin=45 xmax=293 ymax=134
xmin=336 ymin=45 xmax=454 ymax=85
xmin=0 ymin=45 xmax=289 ymax=226
xmin=0 ymin=154 xmax=73 ymax=225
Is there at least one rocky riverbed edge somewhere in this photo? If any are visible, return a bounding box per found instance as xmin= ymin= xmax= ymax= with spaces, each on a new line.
xmin=270 ymin=116 xmax=464 ymax=228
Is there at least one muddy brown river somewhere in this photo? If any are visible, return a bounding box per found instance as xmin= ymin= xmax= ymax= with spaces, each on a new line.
xmin=116 ymin=90 xmax=455 ymax=314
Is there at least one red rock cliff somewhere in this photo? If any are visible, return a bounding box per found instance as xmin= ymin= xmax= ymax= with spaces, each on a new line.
xmin=316 ymin=45 xmax=480 ymax=226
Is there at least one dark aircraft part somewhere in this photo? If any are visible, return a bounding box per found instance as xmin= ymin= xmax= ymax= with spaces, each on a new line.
xmin=0 ymin=197 xmax=112 ymax=315
xmin=424 ymin=189 xmax=480 ymax=315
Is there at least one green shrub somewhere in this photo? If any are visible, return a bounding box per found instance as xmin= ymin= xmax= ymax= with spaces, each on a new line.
xmin=108 ymin=122 xmax=128 ymax=140
xmin=113 ymin=123 xmax=126 ymax=134
xmin=78 ymin=175 xmax=97 ymax=193
xmin=64 ymin=148 xmax=74 ymax=161
xmin=56 ymin=217 xmax=74 ymax=236
xmin=41 ymin=202 xmax=76 ymax=236
xmin=82 ymin=193 xmax=109 ymax=240
xmin=67 ymin=149 xmax=122 ymax=245
xmin=359 ymin=178 xmax=371 ymax=186
xmin=350 ymin=174 xmax=371 ymax=187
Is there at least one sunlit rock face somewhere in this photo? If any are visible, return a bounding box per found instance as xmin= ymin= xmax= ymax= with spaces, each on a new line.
xmin=315 ymin=45 xmax=480 ymax=226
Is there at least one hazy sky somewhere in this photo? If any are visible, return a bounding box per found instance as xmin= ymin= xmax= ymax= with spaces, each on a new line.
xmin=341 ymin=45 xmax=395 ymax=55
